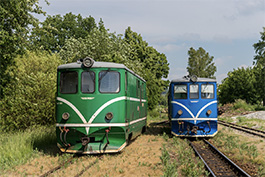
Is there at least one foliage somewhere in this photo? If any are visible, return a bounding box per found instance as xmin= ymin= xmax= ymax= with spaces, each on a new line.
xmin=253 ymin=27 xmax=265 ymax=106
xmin=0 ymin=0 xmax=47 ymax=97
xmin=219 ymin=28 xmax=265 ymax=106
xmin=186 ymin=47 xmax=216 ymax=78
xmin=0 ymin=125 xmax=56 ymax=171
xmin=253 ymin=27 xmax=265 ymax=66
xmin=212 ymin=128 xmax=265 ymax=172
xmin=0 ymin=51 xmax=62 ymax=131
xmin=59 ymin=26 xmax=169 ymax=110
xmin=160 ymin=136 xmax=207 ymax=177
xmin=29 ymin=12 xmax=97 ymax=52
xmin=218 ymin=67 xmax=259 ymax=105
xmin=124 ymin=27 xmax=169 ymax=110
xmin=252 ymin=64 xmax=265 ymax=106
xmin=232 ymin=99 xmax=256 ymax=111
xmin=59 ymin=21 xmax=131 ymax=64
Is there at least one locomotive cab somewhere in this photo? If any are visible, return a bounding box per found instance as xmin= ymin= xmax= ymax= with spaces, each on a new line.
xmin=56 ymin=58 xmax=147 ymax=154
xmin=168 ymin=76 xmax=218 ymax=137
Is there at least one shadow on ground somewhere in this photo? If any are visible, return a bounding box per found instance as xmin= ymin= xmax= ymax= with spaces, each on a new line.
xmin=146 ymin=121 xmax=171 ymax=136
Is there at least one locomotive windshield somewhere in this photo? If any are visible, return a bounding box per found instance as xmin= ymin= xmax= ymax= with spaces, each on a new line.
xmin=99 ymin=71 xmax=120 ymax=93
xmin=60 ymin=71 xmax=78 ymax=93
xmin=190 ymin=84 xmax=199 ymax=99
xmin=81 ymin=71 xmax=95 ymax=93
xmin=201 ymin=84 xmax=214 ymax=99
xmin=174 ymin=85 xmax=187 ymax=99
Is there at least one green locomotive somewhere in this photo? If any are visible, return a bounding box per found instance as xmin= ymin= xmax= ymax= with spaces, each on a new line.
xmin=56 ymin=57 xmax=147 ymax=154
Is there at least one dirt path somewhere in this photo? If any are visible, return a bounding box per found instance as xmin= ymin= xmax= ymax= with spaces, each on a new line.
xmin=2 ymin=121 xmax=167 ymax=177
xmin=79 ymin=134 xmax=164 ymax=177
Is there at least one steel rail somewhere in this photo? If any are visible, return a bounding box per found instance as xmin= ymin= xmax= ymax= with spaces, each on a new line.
xmin=189 ymin=140 xmax=216 ymax=177
xmin=40 ymin=155 xmax=102 ymax=177
xmin=189 ymin=139 xmax=251 ymax=177
xmin=153 ymin=120 xmax=169 ymax=125
xmin=218 ymin=120 xmax=265 ymax=138
xmin=39 ymin=156 xmax=76 ymax=177
xmin=74 ymin=156 xmax=103 ymax=177
xmin=204 ymin=139 xmax=251 ymax=177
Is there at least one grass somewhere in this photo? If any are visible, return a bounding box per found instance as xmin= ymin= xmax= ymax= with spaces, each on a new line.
xmin=232 ymin=99 xmax=257 ymax=111
xmin=210 ymin=127 xmax=265 ymax=176
xmin=160 ymin=133 xmax=208 ymax=177
xmin=0 ymin=125 xmax=57 ymax=172
xmin=219 ymin=116 xmax=265 ymax=131
xmin=219 ymin=99 xmax=265 ymax=117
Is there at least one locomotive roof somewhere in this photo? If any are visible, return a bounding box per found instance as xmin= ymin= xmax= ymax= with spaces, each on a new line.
xmin=171 ymin=77 xmax=216 ymax=83
xmin=58 ymin=61 xmax=146 ymax=82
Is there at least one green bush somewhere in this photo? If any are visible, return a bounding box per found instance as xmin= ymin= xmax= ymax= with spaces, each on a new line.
xmin=232 ymin=99 xmax=256 ymax=111
xmin=218 ymin=66 xmax=264 ymax=106
xmin=0 ymin=51 xmax=62 ymax=131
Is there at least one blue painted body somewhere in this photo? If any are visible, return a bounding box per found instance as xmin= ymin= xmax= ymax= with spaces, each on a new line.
xmin=168 ymin=78 xmax=218 ymax=137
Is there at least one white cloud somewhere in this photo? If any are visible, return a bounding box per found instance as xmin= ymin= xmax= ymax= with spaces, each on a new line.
xmin=168 ymin=67 xmax=188 ymax=81
xmin=36 ymin=0 xmax=262 ymax=85
xmin=234 ymin=0 xmax=265 ymax=16
xmin=216 ymin=73 xmax=227 ymax=83
xmin=215 ymin=56 xmax=233 ymax=67
xmin=153 ymin=43 xmax=188 ymax=52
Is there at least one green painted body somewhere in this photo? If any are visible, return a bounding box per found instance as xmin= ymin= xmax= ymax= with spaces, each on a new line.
xmin=56 ymin=62 xmax=147 ymax=154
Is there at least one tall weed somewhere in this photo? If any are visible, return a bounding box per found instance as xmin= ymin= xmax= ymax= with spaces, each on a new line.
xmin=161 ymin=136 xmax=207 ymax=177
xmin=0 ymin=126 xmax=57 ymax=171
xmin=232 ymin=99 xmax=255 ymax=111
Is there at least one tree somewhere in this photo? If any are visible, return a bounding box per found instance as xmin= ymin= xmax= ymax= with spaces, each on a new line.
xmin=253 ymin=27 xmax=265 ymax=106
xmin=0 ymin=0 xmax=47 ymax=97
xmin=0 ymin=51 xmax=62 ymax=131
xmin=59 ymin=20 xmax=133 ymax=64
xmin=218 ymin=67 xmax=258 ymax=105
xmin=186 ymin=47 xmax=216 ymax=78
xmin=253 ymin=27 xmax=265 ymax=66
xmin=29 ymin=12 xmax=97 ymax=52
xmin=252 ymin=64 xmax=265 ymax=106
xmin=124 ymin=27 xmax=169 ymax=110
xmin=59 ymin=25 xmax=170 ymax=110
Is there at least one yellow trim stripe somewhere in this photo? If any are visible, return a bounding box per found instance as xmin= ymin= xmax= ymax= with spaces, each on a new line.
xmin=57 ymin=142 xmax=127 ymax=154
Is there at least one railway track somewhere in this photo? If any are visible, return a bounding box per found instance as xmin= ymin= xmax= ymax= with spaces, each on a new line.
xmin=189 ymin=139 xmax=251 ymax=177
xmin=218 ymin=120 xmax=265 ymax=138
xmin=39 ymin=155 xmax=102 ymax=177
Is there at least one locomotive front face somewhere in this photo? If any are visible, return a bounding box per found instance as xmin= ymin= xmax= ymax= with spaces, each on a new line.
xmin=56 ymin=66 xmax=127 ymax=153
xmin=56 ymin=61 xmax=147 ymax=154
xmin=169 ymin=78 xmax=218 ymax=137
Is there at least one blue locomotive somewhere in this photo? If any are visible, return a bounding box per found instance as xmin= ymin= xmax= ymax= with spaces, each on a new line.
xmin=168 ymin=75 xmax=218 ymax=137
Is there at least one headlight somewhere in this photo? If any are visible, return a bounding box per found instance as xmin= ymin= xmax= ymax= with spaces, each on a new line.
xmin=177 ymin=109 xmax=183 ymax=115
xmin=207 ymin=110 xmax=212 ymax=115
xmin=62 ymin=112 xmax=70 ymax=120
xmin=105 ymin=112 xmax=113 ymax=120
xmin=83 ymin=57 xmax=94 ymax=68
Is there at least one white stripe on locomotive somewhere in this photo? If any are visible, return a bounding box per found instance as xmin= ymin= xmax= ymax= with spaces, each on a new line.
xmin=171 ymin=100 xmax=217 ymax=124
xmin=57 ymin=96 xmax=146 ymax=134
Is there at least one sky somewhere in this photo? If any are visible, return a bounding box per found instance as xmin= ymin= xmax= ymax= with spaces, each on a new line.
xmin=36 ymin=0 xmax=265 ymax=83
